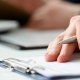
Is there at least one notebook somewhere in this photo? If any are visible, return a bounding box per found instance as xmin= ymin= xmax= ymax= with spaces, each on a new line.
xmin=0 ymin=28 xmax=64 ymax=49
xmin=0 ymin=53 xmax=80 ymax=80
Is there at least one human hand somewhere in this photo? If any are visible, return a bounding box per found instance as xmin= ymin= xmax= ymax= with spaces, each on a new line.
xmin=4 ymin=0 xmax=44 ymax=13
xmin=27 ymin=1 xmax=79 ymax=30
xmin=45 ymin=15 xmax=80 ymax=62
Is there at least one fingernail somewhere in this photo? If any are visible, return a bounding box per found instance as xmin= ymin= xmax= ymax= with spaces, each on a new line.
xmin=45 ymin=50 xmax=58 ymax=62
xmin=48 ymin=49 xmax=58 ymax=55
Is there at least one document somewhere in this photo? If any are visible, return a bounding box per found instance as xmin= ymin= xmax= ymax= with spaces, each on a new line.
xmin=14 ymin=52 xmax=80 ymax=78
xmin=1 ymin=53 xmax=80 ymax=78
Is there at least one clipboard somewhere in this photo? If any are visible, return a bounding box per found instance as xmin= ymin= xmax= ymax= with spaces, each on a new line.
xmin=0 ymin=58 xmax=80 ymax=80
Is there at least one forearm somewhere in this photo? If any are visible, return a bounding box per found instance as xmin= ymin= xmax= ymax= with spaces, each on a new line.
xmin=4 ymin=0 xmax=44 ymax=13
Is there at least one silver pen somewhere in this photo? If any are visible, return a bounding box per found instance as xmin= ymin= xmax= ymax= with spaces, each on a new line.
xmin=58 ymin=36 xmax=77 ymax=44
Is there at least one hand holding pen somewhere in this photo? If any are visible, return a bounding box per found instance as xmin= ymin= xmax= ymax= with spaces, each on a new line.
xmin=58 ymin=35 xmax=77 ymax=44
xmin=45 ymin=16 xmax=80 ymax=62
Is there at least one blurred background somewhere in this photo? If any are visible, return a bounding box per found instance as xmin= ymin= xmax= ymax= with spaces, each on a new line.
xmin=0 ymin=0 xmax=80 ymax=49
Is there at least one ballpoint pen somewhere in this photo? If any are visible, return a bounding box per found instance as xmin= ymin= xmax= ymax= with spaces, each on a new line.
xmin=58 ymin=35 xmax=77 ymax=44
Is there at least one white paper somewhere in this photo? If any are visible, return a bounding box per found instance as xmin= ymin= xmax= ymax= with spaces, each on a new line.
xmin=18 ymin=53 xmax=80 ymax=77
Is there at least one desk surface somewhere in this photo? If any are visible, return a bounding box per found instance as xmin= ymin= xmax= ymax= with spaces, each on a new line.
xmin=0 ymin=43 xmax=80 ymax=80
xmin=0 ymin=43 xmax=46 ymax=58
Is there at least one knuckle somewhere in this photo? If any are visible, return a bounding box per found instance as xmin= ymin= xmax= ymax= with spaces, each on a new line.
xmin=57 ymin=35 xmax=63 ymax=40
xmin=76 ymin=18 xmax=80 ymax=23
xmin=65 ymin=32 xmax=74 ymax=37
xmin=70 ymin=16 xmax=80 ymax=23
xmin=66 ymin=33 xmax=74 ymax=37
xmin=49 ymin=42 xmax=53 ymax=46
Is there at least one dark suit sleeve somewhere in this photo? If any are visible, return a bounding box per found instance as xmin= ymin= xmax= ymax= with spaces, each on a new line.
xmin=0 ymin=1 xmax=30 ymax=25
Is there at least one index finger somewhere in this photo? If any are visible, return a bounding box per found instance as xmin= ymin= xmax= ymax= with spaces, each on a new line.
xmin=76 ymin=18 xmax=80 ymax=49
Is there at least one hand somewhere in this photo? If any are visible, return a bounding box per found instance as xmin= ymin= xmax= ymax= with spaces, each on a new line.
xmin=45 ymin=15 xmax=80 ymax=62
xmin=27 ymin=1 xmax=79 ymax=30
xmin=4 ymin=0 xmax=44 ymax=13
